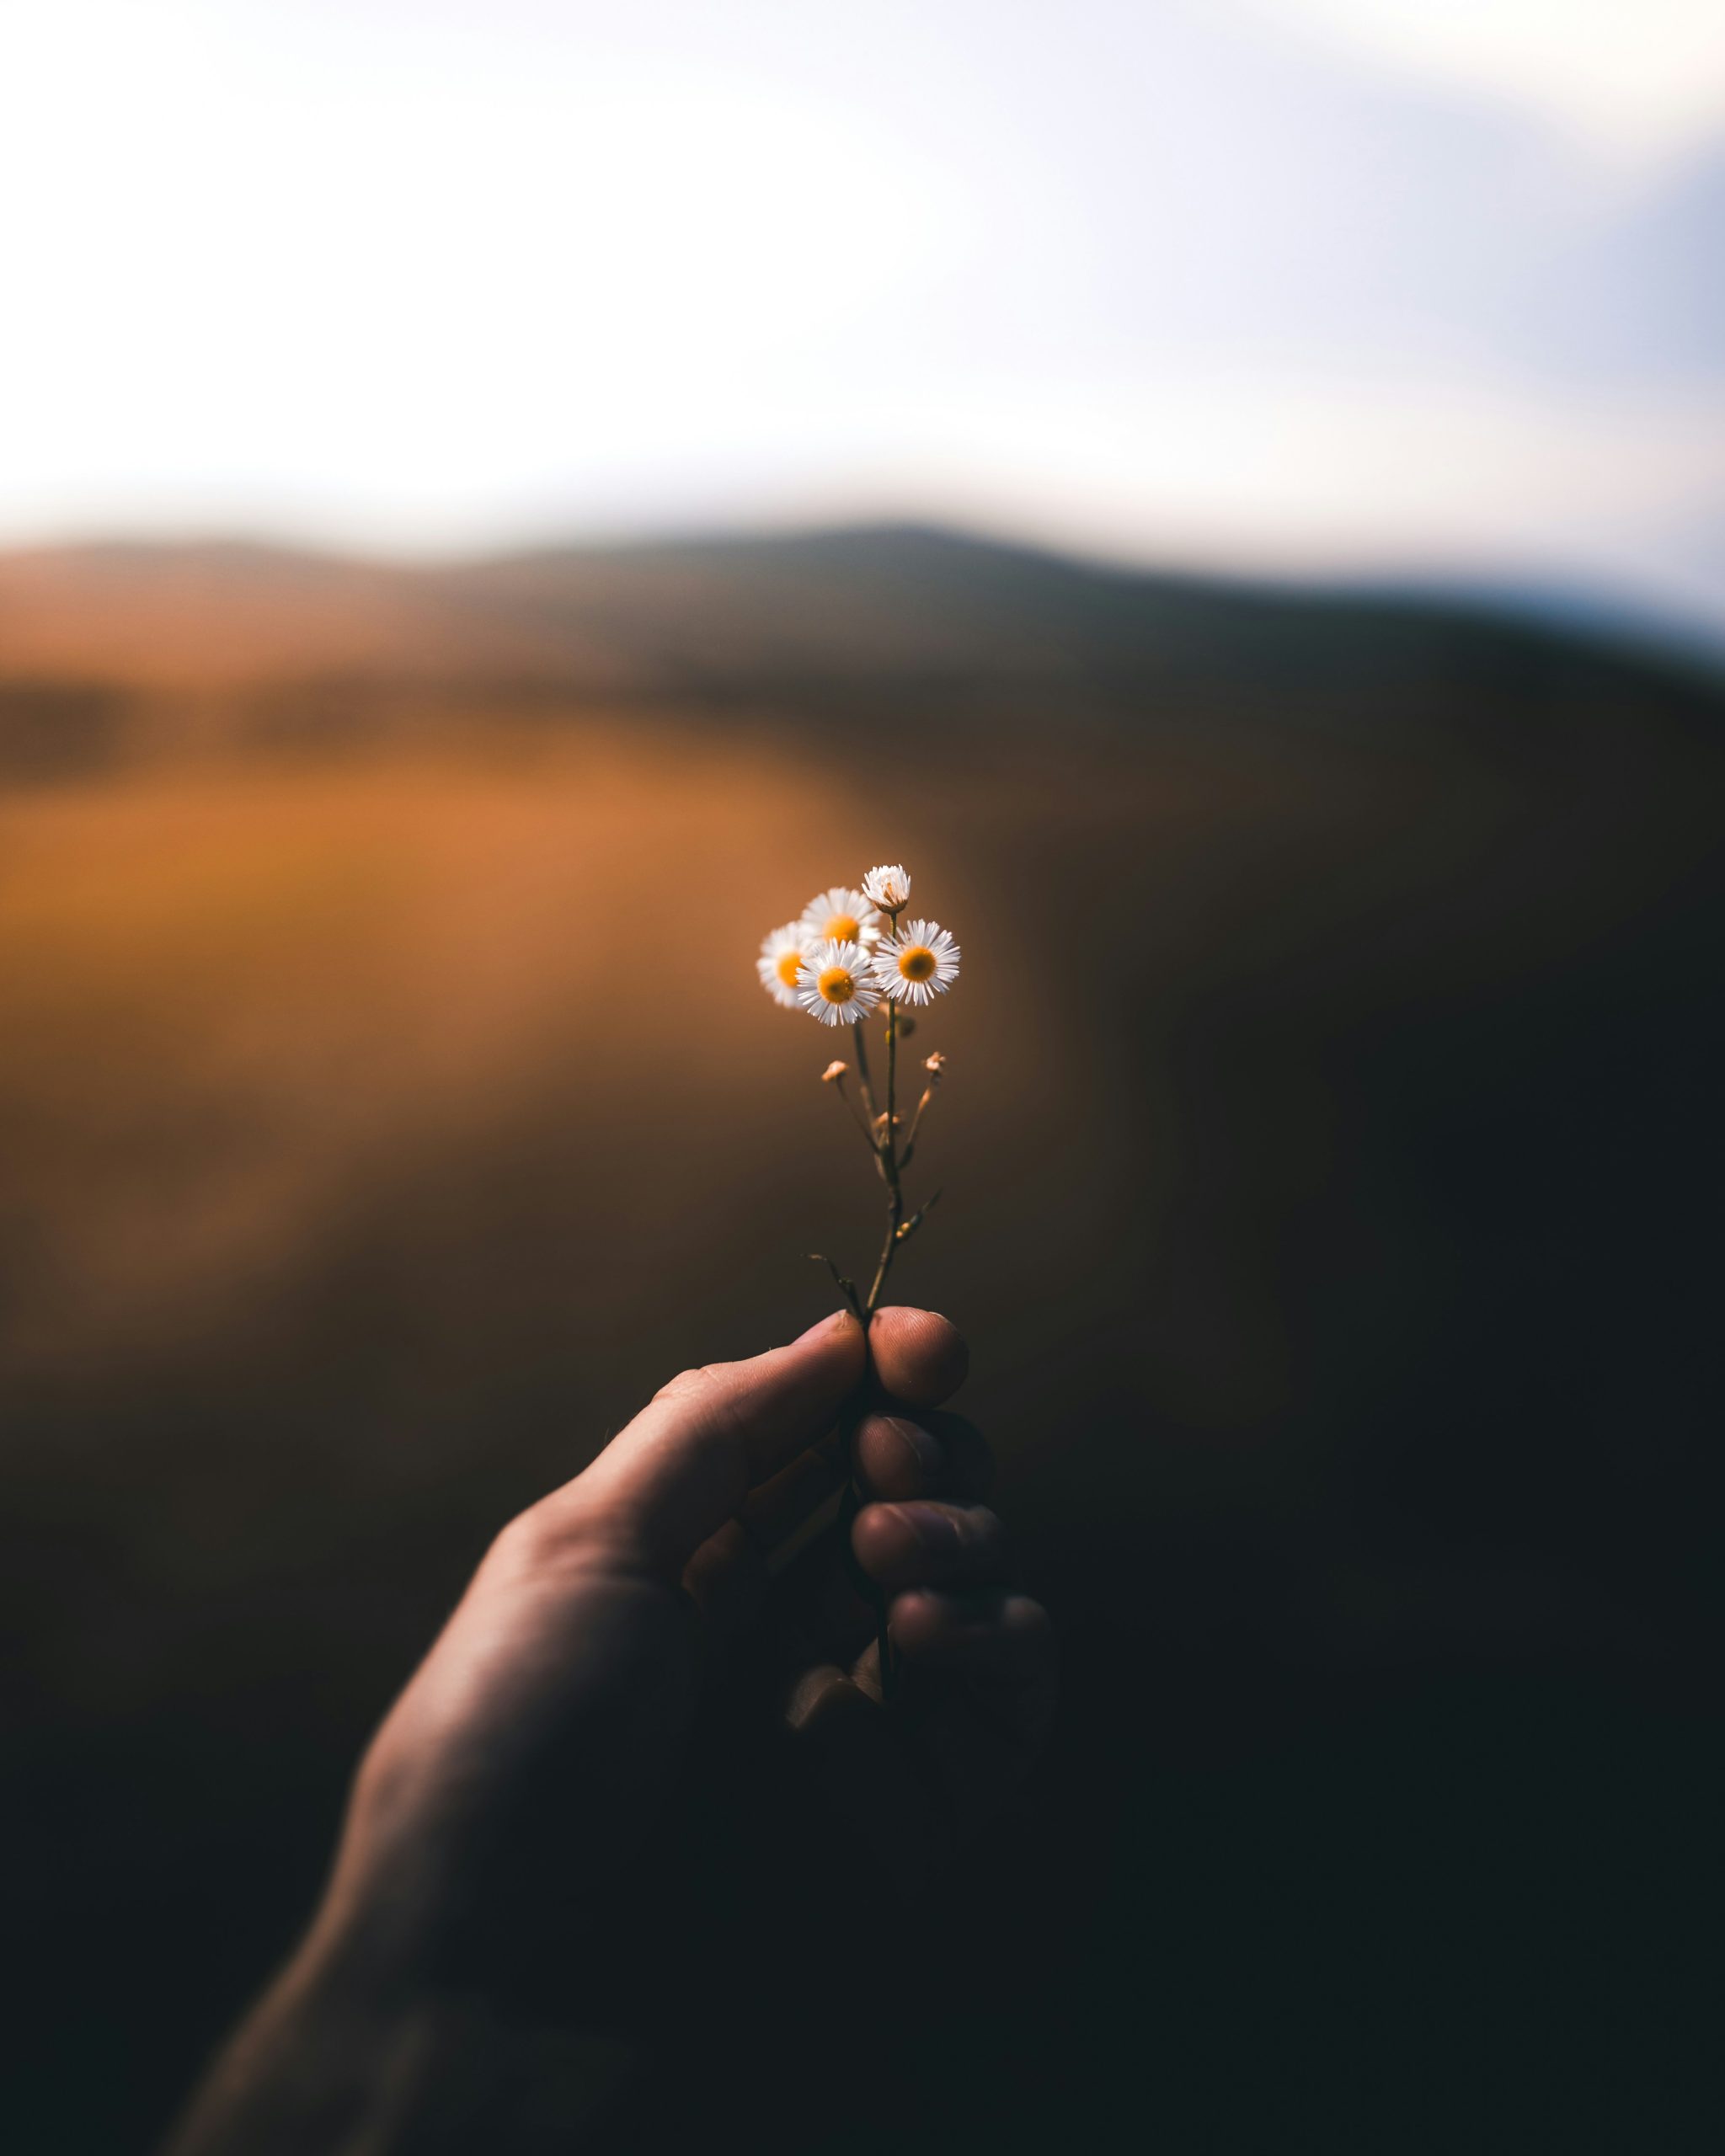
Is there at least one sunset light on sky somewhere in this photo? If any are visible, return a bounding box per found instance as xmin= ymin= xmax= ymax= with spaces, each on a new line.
xmin=3 ymin=0 xmax=1722 ymax=632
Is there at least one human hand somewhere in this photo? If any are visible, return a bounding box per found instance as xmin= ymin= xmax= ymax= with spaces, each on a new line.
xmin=169 ymin=1306 xmax=1053 ymax=2153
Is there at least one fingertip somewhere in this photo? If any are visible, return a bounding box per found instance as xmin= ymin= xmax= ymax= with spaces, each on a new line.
xmin=852 ymin=1500 xmax=1009 ymax=1593
xmin=886 ymin=1588 xmax=944 ymax=1654
xmin=793 ymin=1305 xmax=862 ymax=1343
xmin=889 ymin=1588 xmax=1054 ymax=1663
xmin=857 ymin=1407 xmax=995 ymax=1503
xmin=783 ymin=1305 xmax=868 ymax=1390
xmin=850 ymin=1500 xmax=947 ymax=1579
xmin=854 ymin=1412 xmax=945 ymax=1499
xmin=868 ymin=1305 xmax=969 ymax=1408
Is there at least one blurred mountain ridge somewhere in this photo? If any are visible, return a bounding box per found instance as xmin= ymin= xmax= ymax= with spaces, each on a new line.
xmin=2 ymin=523 xmax=1719 ymax=781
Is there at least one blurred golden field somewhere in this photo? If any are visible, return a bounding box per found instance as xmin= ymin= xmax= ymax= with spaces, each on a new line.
xmin=3 ymin=531 xmax=1722 ymax=2150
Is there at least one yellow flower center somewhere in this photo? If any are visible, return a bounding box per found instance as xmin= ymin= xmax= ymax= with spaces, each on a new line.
xmin=817 ymin=964 xmax=857 ymax=1005
xmin=823 ymin=912 xmax=860 ymax=942
xmin=776 ymin=948 xmax=804 ymax=989
xmin=897 ymin=945 xmax=938 ymax=982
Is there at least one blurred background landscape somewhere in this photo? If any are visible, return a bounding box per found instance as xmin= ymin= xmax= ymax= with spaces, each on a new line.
xmin=3 ymin=2 xmax=1723 ymax=2150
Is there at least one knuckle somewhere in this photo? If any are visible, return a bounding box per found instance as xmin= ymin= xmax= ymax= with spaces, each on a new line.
xmin=486 ymin=1501 xmax=558 ymax=1572
xmin=654 ymin=1364 xmax=719 ymax=1406
xmin=486 ymin=1492 xmax=606 ymax=1577
xmin=654 ymin=1362 xmax=746 ymax=1439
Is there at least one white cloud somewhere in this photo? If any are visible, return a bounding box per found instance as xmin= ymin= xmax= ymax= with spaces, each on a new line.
xmin=1247 ymin=0 xmax=1725 ymax=160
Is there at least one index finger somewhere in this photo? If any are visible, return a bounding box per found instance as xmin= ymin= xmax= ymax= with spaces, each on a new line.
xmin=553 ymin=1310 xmax=863 ymax=1571
xmin=549 ymin=1305 xmax=964 ymax=1577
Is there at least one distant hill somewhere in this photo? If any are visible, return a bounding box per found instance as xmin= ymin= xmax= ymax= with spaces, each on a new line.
xmin=1 ymin=523 xmax=1720 ymax=777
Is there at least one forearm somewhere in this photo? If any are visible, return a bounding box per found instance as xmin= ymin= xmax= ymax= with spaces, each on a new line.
xmin=163 ymin=1917 xmax=641 ymax=2156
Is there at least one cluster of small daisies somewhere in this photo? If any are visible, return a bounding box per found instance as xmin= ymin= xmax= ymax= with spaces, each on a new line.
xmin=756 ymin=863 xmax=961 ymax=1027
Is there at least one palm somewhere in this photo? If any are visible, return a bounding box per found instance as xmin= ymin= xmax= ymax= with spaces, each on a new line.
xmin=309 ymin=1313 xmax=1051 ymax=1961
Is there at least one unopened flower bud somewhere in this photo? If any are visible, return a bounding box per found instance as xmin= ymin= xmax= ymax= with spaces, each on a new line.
xmin=923 ymin=1052 xmax=946 ymax=1078
xmin=820 ymin=1059 xmax=849 ymax=1084
xmin=862 ymin=863 xmax=911 ymax=911
xmin=895 ymin=1015 xmax=917 ymax=1038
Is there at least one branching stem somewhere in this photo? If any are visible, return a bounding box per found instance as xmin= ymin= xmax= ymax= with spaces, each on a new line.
xmin=829 ymin=1073 xmax=877 ymax=1154
xmin=899 ymin=1079 xmax=938 ymax=1171
xmin=850 ymin=1018 xmax=878 ymax=1126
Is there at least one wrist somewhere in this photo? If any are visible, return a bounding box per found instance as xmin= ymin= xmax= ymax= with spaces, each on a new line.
xmin=168 ymin=1907 xmax=644 ymax=2156
xmin=163 ymin=1919 xmax=427 ymax=2156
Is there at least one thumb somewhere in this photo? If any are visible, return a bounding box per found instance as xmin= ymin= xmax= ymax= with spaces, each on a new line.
xmin=554 ymin=1309 xmax=866 ymax=1572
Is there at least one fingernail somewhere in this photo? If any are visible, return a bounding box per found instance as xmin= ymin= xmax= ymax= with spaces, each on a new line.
xmin=886 ymin=1417 xmax=945 ymax=1477
xmin=794 ymin=1309 xmax=858 ymax=1346
xmin=891 ymin=1502 xmax=961 ymax=1556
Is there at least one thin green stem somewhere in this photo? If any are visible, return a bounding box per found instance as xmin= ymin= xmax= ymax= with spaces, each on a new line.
xmin=857 ymin=921 xmax=913 ymax=1700
xmin=899 ymin=1078 xmax=937 ymax=1171
xmin=886 ymin=992 xmax=899 ymax=1163
xmin=850 ymin=1018 xmax=878 ymax=1126
xmin=830 ymin=1074 xmax=877 ymax=1154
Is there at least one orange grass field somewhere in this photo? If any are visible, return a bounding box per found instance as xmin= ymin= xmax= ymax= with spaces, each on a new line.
xmin=3 ymin=533 xmax=1722 ymax=2150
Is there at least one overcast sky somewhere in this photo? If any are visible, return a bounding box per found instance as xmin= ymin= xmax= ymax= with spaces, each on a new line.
xmin=3 ymin=0 xmax=1722 ymax=629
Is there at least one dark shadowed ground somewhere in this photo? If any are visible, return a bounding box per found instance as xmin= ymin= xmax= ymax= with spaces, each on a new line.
xmin=3 ymin=529 xmax=1721 ymax=2151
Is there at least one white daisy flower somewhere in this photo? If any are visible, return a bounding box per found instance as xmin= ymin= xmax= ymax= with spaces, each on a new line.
xmin=797 ymin=939 xmax=883 ymax=1027
xmin=862 ymin=863 xmax=911 ymax=912
xmin=873 ymin=919 xmax=961 ymax=1006
xmin=756 ymin=921 xmax=814 ymax=1009
xmin=798 ymin=885 xmax=883 ymax=950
